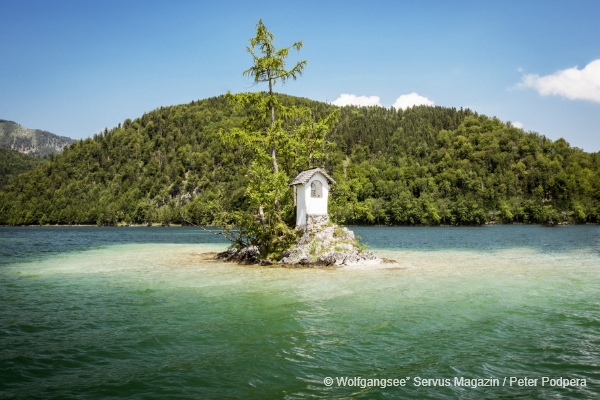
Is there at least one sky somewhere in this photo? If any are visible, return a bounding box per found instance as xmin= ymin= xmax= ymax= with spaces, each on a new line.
xmin=1 ymin=0 xmax=599 ymax=151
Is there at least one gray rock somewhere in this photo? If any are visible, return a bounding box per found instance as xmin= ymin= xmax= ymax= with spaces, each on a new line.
xmin=216 ymin=223 xmax=387 ymax=268
xmin=217 ymin=245 xmax=261 ymax=264
xmin=279 ymin=223 xmax=383 ymax=267
xmin=238 ymin=246 xmax=259 ymax=257
xmin=316 ymin=252 xmax=339 ymax=266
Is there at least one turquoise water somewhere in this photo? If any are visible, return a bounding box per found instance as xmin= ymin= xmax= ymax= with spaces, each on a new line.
xmin=1 ymin=226 xmax=599 ymax=399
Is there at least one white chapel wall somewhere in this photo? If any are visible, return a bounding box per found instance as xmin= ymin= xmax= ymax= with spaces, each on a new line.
xmin=305 ymin=174 xmax=329 ymax=215
xmin=295 ymin=172 xmax=331 ymax=228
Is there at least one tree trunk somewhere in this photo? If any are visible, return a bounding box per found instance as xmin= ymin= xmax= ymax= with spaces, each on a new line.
xmin=258 ymin=205 xmax=266 ymax=232
xmin=268 ymin=73 xmax=279 ymax=173
xmin=267 ymin=70 xmax=283 ymax=222
xmin=271 ymin=144 xmax=278 ymax=173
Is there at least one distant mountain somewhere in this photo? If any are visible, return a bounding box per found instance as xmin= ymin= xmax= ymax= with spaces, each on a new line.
xmin=0 ymin=120 xmax=75 ymax=156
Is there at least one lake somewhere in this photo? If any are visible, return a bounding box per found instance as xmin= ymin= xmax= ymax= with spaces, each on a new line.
xmin=0 ymin=225 xmax=599 ymax=398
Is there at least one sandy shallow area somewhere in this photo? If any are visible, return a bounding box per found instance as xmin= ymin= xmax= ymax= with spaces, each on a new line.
xmin=188 ymin=246 xmax=596 ymax=281
xmin=6 ymin=243 xmax=597 ymax=290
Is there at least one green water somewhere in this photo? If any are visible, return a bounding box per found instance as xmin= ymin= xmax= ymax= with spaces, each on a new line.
xmin=1 ymin=226 xmax=599 ymax=398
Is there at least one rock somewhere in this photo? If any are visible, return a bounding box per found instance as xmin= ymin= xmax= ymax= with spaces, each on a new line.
xmin=316 ymin=252 xmax=339 ymax=266
xmin=279 ymin=222 xmax=384 ymax=267
xmin=217 ymin=245 xmax=261 ymax=264
xmin=216 ymin=222 xmax=386 ymax=268
xmin=239 ymin=246 xmax=259 ymax=258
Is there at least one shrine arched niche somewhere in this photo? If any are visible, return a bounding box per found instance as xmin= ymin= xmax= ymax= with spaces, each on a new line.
xmin=311 ymin=180 xmax=322 ymax=198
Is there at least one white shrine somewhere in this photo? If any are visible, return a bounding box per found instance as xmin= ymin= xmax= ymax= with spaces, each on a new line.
xmin=290 ymin=168 xmax=336 ymax=229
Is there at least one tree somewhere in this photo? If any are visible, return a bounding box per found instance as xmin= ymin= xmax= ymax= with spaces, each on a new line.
xmin=243 ymin=19 xmax=307 ymax=174
xmin=219 ymin=20 xmax=337 ymax=259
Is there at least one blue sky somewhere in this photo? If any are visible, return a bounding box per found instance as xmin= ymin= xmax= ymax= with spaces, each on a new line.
xmin=1 ymin=0 xmax=599 ymax=151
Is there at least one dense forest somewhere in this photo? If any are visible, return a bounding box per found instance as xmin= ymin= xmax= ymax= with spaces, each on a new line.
xmin=0 ymin=94 xmax=599 ymax=226
xmin=0 ymin=148 xmax=48 ymax=189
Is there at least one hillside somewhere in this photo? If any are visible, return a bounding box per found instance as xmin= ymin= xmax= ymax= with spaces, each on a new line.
xmin=0 ymin=148 xmax=48 ymax=189
xmin=0 ymin=120 xmax=75 ymax=156
xmin=0 ymin=94 xmax=598 ymax=226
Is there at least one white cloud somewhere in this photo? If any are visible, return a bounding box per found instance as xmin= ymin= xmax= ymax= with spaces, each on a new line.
xmin=512 ymin=121 xmax=524 ymax=129
xmin=392 ymin=92 xmax=434 ymax=109
xmin=519 ymin=59 xmax=600 ymax=103
xmin=331 ymin=94 xmax=382 ymax=107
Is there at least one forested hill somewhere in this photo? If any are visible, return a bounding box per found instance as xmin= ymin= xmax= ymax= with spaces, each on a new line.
xmin=0 ymin=120 xmax=75 ymax=156
xmin=0 ymin=94 xmax=599 ymax=226
xmin=0 ymin=148 xmax=48 ymax=189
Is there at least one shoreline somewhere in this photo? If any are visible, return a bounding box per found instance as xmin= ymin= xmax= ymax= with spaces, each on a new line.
xmin=2 ymin=222 xmax=597 ymax=228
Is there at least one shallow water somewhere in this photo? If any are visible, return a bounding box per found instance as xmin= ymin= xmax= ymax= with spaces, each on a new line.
xmin=1 ymin=226 xmax=599 ymax=398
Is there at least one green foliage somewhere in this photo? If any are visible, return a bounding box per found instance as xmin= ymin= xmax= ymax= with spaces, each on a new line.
xmin=309 ymin=239 xmax=319 ymax=257
xmin=243 ymin=20 xmax=307 ymax=92
xmin=0 ymin=149 xmax=48 ymax=189
xmin=355 ymin=235 xmax=369 ymax=253
xmin=1 ymin=98 xmax=598 ymax=228
xmin=328 ymin=113 xmax=600 ymax=226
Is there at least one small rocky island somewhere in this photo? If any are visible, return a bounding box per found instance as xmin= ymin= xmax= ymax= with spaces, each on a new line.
xmin=278 ymin=216 xmax=383 ymax=267
xmin=218 ymin=168 xmax=386 ymax=267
